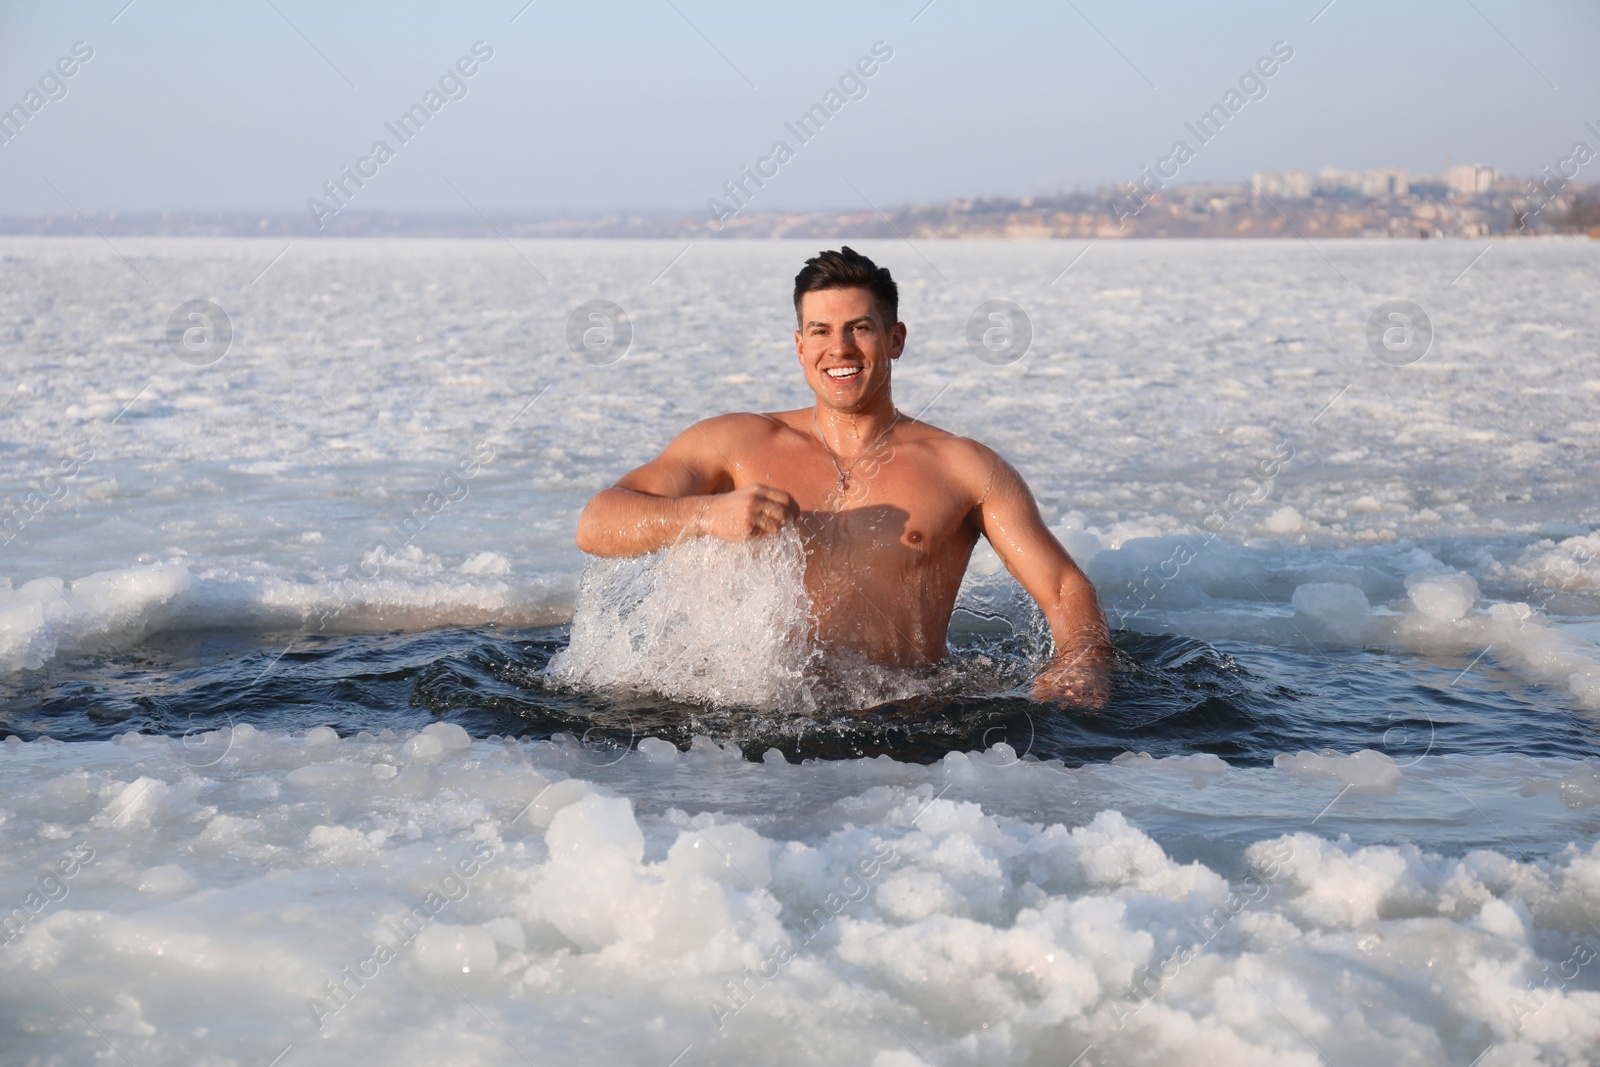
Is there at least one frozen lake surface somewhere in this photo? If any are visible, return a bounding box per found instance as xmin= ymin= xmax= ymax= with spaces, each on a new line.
xmin=1 ymin=237 xmax=1598 ymax=1065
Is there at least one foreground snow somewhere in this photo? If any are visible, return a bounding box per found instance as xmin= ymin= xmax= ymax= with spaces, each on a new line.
xmin=3 ymin=727 xmax=1598 ymax=1066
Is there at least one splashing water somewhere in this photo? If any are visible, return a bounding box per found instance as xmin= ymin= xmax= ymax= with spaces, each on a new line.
xmin=546 ymin=529 xmax=1046 ymax=715
xmin=547 ymin=529 xmax=825 ymax=712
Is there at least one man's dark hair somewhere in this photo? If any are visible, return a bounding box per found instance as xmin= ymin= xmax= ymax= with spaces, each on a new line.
xmin=793 ymin=246 xmax=898 ymax=328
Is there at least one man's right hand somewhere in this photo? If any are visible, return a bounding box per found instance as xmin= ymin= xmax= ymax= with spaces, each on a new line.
xmin=697 ymin=483 xmax=799 ymax=542
xmin=576 ymin=414 xmax=798 ymax=558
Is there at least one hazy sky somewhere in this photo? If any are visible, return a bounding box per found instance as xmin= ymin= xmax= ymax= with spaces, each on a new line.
xmin=1 ymin=0 xmax=1595 ymax=218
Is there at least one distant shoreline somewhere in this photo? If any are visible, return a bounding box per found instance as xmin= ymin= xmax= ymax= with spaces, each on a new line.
xmin=1 ymin=179 xmax=1592 ymax=241
xmin=3 ymin=230 xmax=1593 ymax=242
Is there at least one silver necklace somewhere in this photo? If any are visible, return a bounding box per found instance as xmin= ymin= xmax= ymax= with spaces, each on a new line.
xmin=812 ymin=408 xmax=900 ymax=491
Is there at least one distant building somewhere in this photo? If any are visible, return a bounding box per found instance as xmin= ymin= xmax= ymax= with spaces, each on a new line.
xmin=1317 ymin=166 xmax=1361 ymax=194
xmin=1362 ymin=168 xmax=1409 ymax=197
xmin=1310 ymin=166 xmax=1408 ymax=198
xmin=1445 ymin=164 xmax=1496 ymax=196
xmin=1409 ymin=174 xmax=1448 ymax=197
xmin=1251 ymin=170 xmax=1312 ymax=199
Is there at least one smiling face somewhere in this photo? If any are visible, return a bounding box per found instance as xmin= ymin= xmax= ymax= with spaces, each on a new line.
xmin=794 ymin=287 xmax=906 ymax=415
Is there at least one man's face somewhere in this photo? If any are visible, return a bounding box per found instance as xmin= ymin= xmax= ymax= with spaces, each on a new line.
xmin=794 ymin=287 xmax=906 ymax=413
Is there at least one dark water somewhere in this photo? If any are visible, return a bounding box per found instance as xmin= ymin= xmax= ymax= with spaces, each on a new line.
xmin=1 ymin=624 xmax=1594 ymax=766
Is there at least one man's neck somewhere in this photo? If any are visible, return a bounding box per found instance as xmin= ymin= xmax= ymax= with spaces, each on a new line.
xmin=812 ymin=394 xmax=899 ymax=453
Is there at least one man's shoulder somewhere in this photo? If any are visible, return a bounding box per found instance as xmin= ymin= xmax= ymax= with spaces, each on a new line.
xmin=898 ymin=418 xmax=1011 ymax=494
xmin=685 ymin=411 xmax=792 ymax=439
xmin=899 ymin=423 xmax=1039 ymax=513
xmin=900 ymin=418 xmax=1000 ymax=465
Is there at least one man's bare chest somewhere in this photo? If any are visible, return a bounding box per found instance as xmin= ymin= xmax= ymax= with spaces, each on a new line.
xmin=732 ymin=444 xmax=977 ymax=562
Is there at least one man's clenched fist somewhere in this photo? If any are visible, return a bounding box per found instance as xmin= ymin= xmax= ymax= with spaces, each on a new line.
xmin=695 ymin=483 xmax=800 ymax=542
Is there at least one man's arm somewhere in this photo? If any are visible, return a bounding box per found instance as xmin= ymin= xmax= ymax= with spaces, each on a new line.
xmin=575 ymin=415 xmax=798 ymax=558
xmin=971 ymin=448 xmax=1113 ymax=708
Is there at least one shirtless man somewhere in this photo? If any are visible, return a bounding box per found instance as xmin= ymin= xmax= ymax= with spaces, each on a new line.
xmin=576 ymin=247 xmax=1112 ymax=705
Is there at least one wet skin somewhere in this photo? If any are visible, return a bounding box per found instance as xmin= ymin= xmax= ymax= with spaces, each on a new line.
xmin=575 ymin=286 xmax=1112 ymax=706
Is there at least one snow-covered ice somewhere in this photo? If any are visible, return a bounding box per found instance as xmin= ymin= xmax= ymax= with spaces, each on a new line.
xmin=3 ymin=730 xmax=1600 ymax=1065
xmin=2 ymin=237 xmax=1598 ymax=1064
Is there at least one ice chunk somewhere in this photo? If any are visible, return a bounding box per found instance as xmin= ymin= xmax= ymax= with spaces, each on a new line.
xmin=1559 ymin=763 xmax=1600 ymax=809
xmin=521 ymin=778 xmax=593 ymax=830
xmin=637 ymin=737 xmax=679 ymax=762
xmin=459 ymin=551 xmax=512 ymax=576
xmin=664 ymin=820 xmax=771 ymax=887
xmin=545 ymin=794 xmax=643 ymax=866
xmin=402 ymin=722 xmax=470 ymax=763
xmin=1273 ymin=749 xmax=1401 ymax=794
xmin=483 ymin=916 xmax=527 ymax=952
xmin=1291 ymin=582 xmax=1372 ymax=645
xmin=1405 ymin=572 xmax=1479 ymax=623
xmin=403 ymin=733 xmax=445 ymax=762
xmin=138 ymin=864 xmax=197 ymax=895
xmin=1264 ymin=505 xmax=1306 ymax=534
xmin=0 ymin=563 xmax=190 ymax=672
xmin=92 ymin=776 xmax=168 ymax=829
xmin=304 ymin=725 xmax=340 ymax=746
xmin=528 ymin=794 xmax=649 ymax=951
